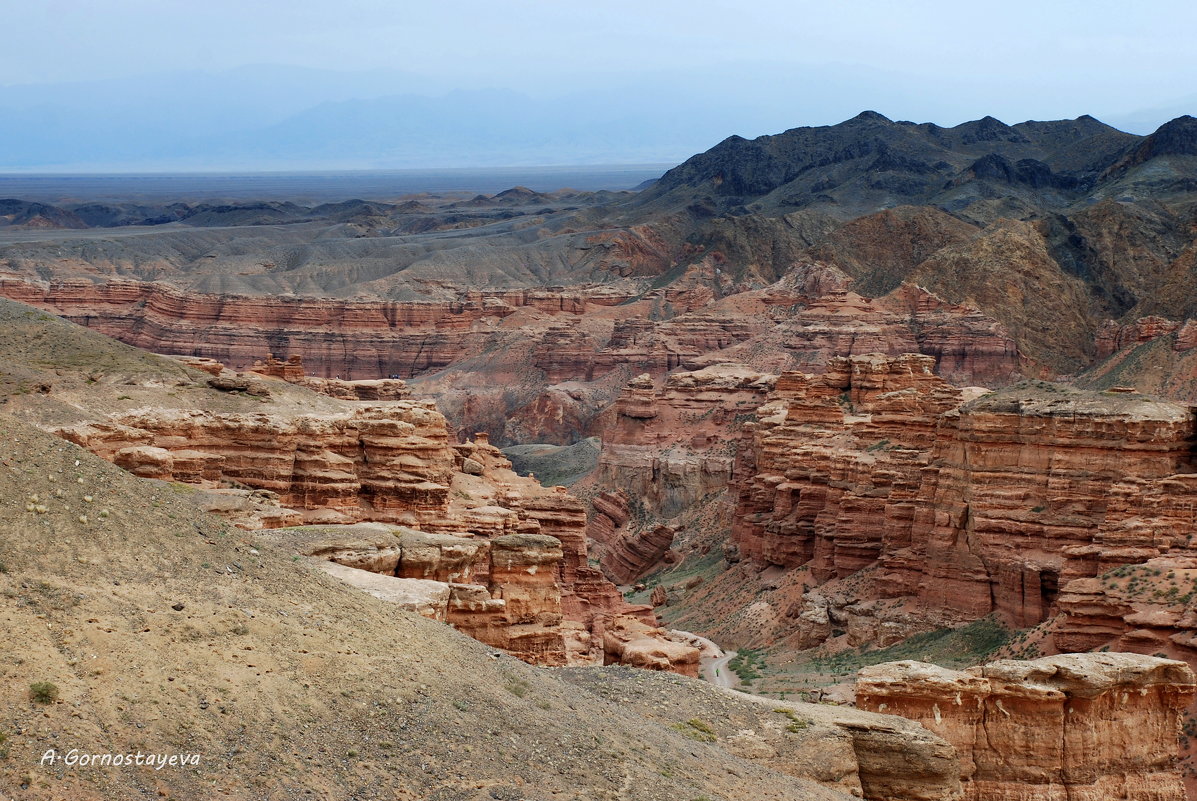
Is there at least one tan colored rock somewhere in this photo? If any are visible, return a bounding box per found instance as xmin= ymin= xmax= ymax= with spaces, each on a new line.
xmin=61 ymin=404 xmax=675 ymax=672
xmin=112 ymin=445 xmax=174 ymax=480
xmin=600 ymin=615 xmax=701 ymax=677
xmin=317 ymin=561 xmax=450 ymax=621
xmin=857 ymin=653 xmax=1197 ymax=801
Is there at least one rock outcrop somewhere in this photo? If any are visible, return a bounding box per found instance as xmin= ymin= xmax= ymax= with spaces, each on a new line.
xmin=596 ymin=364 xmax=777 ymax=520
xmin=856 ymin=654 xmax=1197 ymax=801
xmin=732 ymin=353 xmax=966 ymax=581
xmin=602 ymin=523 xmax=677 ymax=585
xmin=250 ymin=353 xmax=412 ymax=400
xmin=1081 ymin=314 xmax=1197 ymax=402
xmin=0 ymin=277 xmax=633 ymax=380
xmin=0 ymin=275 xmax=1021 ymax=450
xmin=728 ymin=357 xmax=1197 ymax=649
xmin=599 ymin=616 xmax=702 ymax=678
xmin=57 ymin=401 xmax=697 ymax=672
xmin=894 ymin=385 xmax=1197 ymax=628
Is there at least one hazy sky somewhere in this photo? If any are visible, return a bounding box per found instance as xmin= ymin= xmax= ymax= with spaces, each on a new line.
xmin=1 ymin=1 xmax=1194 ymax=170
xmin=8 ymin=0 xmax=1195 ymax=107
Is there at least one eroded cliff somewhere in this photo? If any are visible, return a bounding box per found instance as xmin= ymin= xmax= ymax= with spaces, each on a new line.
xmin=857 ymin=654 xmax=1196 ymax=801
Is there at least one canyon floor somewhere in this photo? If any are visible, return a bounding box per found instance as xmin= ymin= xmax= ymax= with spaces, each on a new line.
xmin=3 ymin=110 xmax=1197 ymax=799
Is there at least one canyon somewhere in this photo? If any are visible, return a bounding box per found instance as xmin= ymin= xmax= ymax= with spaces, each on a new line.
xmin=52 ymin=369 xmax=701 ymax=674
xmin=3 ymin=110 xmax=1197 ymax=799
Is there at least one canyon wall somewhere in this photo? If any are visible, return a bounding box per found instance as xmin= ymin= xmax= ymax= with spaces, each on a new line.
xmin=857 ymin=654 xmax=1197 ymax=801
xmin=0 ymin=276 xmax=1021 ymax=447
xmin=1083 ymin=314 xmax=1197 ymax=402
xmin=728 ymin=355 xmax=1197 ymax=649
xmin=57 ymin=396 xmax=697 ymax=672
xmin=896 ymin=386 xmax=1197 ymax=628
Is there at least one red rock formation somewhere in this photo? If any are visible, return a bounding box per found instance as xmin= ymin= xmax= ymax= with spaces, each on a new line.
xmin=585 ymin=490 xmax=631 ymax=550
xmin=879 ymin=285 xmax=1020 ymax=386
xmin=250 ymin=353 xmax=307 ymax=382
xmin=58 ymin=399 xmax=690 ymax=672
xmin=599 ymin=616 xmax=701 ymax=678
xmin=897 ymin=386 xmax=1197 ymax=628
xmin=0 ymin=275 xmax=1021 ymax=444
xmin=60 ymin=403 xmax=456 ymax=525
xmin=856 ymin=654 xmax=1196 ymax=801
xmin=602 ymin=524 xmax=677 ymax=585
xmin=1044 ymin=554 xmax=1197 ymax=666
xmin=728 ymin=358 xmax=1197 ymax=650
xmin=596 ymin=363 xmax=777 ymax=521
xmin=732 ymin=353 xmax=964 ymax=581
xmin=1082 ymin=315 xmax=1197 ymax=402
xmin=1095 ymin=316 xmax=1182 ymax=359
xmin=0 ymin=277 xmax=642 ymax=380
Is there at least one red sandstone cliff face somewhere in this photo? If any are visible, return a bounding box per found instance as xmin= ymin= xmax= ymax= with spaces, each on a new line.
xmin=584 ymin=364 xmax=775 ymax=583
xmin=714 ymin=357 xmax=1197 ymax=655
xmin=732 ymin=353 xmax=966 ymax=581
xmin=856 ymin=654 xmax=1197 ymax=801
xmin=57 ymin=400 xmax=695 ymax=672
xmin=597 ymin=364 xmax=777 ymax=519
xmin=0 ymin=275 xmax=1021 ymax=446
xmin=893 ymin=386 xmax=1197 ymax=628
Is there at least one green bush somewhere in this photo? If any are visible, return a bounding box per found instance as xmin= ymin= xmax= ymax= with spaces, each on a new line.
xmin=671 ymin=718 xmax=717 ymax=743
xmin=29 ymin=682 xmax=59 ymax=704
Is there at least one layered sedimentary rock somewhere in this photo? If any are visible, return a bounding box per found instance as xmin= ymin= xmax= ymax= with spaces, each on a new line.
xmin=597 ymin=363 xmax=777 ymax=520
xmin=60 ymin=403 xmax=457 ymax=526
xmin=250 ymin=353 xmax=412 ymax=400
xmin=1095 ymin=316 xmax=1185 ymax=359
xmin=733 ymin=353 xmax=965 ymax=581
xmin=754 ymin=287 xmax=1020 ymax=386
xmin=730 ymin=356 xmax=1197 ymax=649
xmin=1045 ymin=554 xmax=1197 ymax=668
xmin=585 ymin=363 xmax=776 ymax=584
xmin=0 ymin=277 xmax=636 ymax=380
xmin=599 ymin=616 xmax=702 ymax=678
xmin=1082 ymin=314 xmax=1197 ymax=402
xmin=0 ymin=275 xmax=1021 ymax=450
xmin=856 ymin=654 xmax=1197 ymax=801
xmin=57 ymin=400 xmax=696 ymax=671
xmin=896 ymin=385 xmax=1197 ymax=628
xmin=602 ymin=523 xmax=677 ymax=585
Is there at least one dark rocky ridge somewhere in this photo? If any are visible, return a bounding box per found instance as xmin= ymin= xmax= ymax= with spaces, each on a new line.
xmin=637 ymin=111 xmax=1156 ymax=217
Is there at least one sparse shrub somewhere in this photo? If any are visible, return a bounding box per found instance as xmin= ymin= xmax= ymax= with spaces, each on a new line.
xmin=671 ymin=718 xmax=717 ymax=743
xmin=775 ymin=707 xmax=811 ymax=732
xmin=505 ymin=678 xmax=531 ymax=698
xmin=453 ymin=699 xmax=469 ymax=711
xmin=29 ymin=682 xmax=59 ymax=704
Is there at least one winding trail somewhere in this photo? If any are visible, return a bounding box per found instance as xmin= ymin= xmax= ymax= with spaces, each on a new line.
xmin=672 ymin=629 xmax=737 ymax=689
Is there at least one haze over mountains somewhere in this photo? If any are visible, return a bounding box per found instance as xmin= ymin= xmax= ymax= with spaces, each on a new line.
xmin=0 ymin=64 xmax=1192 ymax=171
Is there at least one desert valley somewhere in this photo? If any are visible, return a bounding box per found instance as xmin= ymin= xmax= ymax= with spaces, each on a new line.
xmin=2 ymin=106 xmax=1197 ymax=800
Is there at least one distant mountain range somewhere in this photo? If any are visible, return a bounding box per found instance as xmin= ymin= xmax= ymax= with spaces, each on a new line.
xmin=0 ymin=65 xmax=1191 ymax=172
